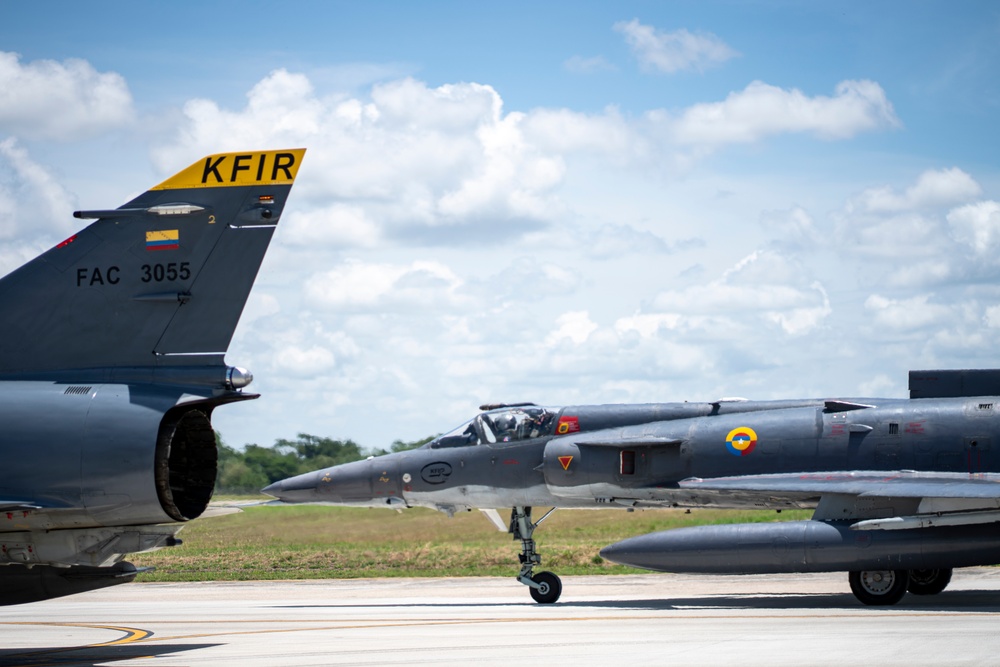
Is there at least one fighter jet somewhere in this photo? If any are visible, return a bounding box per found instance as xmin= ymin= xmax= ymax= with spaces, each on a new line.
xmin=265 ymin=373 xmax=1000 ymax=606
xmin=0 ymin=148 xmax=305 ymax=605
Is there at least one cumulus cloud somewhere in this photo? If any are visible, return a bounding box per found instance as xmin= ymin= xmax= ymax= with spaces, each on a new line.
xmin=759 ymin=207 xmax=820 ymax=250
xmin=583 ymin=223 xmax=680 ymax=259
xmin=614 ymin=20 xmax=738 ymax=73
xmin=521 ymin=106 xmax=647 ymax=161
xmin=545 ymin=310 xmax=599 ymax=346
xmin=274 ymin=345 xmax=337 ymax=376
xmin=947 ymin=200 xmax=1000 ymax=255
xmin=651 ymin=251 xmax=832 ymax=336
xmin=283 ymin=204 xmax=381 ymax=248
xmin=476 ymin=257 xmax=580 ymax=301
xmin=0 ymin=51 xmax=134 ymax=140
xmin=864 ymin=294 xmax=952 ymax=332
xmin=304 ymin=258 xmax=463 ymax=309
xmin=155 ymin=71 xmax=565 ymax=242
xmin=833 ymin=169 xmax=1000 ymax=288
xmin=851 ymin=167 xmax=981 ymax=213
xmin=669 ymin=80 xmax=898 ymax=145
xmin=0 ymin=138 xmax=76 ymax=239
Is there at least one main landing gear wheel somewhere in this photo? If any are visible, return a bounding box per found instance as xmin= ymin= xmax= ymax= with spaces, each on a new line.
xmin=849 ymin=569 xmax=909 ymax=606
xmin=529 ymin=571 xmax=562 ymax=604
xmin=907 ymin=568 xmax=952 ymax=596
xmin=510 ymin=506 xmax=562 ymax=603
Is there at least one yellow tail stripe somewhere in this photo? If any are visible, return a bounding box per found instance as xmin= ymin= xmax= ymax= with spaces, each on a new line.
xmin=151 ymin=148 xmax=306 ymax=190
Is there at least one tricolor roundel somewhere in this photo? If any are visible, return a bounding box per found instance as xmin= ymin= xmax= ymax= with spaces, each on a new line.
xmin=725 ymin=426 xmax=758 ymax=457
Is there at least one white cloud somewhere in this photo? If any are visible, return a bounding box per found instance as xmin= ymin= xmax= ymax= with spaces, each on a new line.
xmin=759 ymin=207 xmax=820 ymax=249
xmin=0 ymin=51 xmax=134 ymax=140
xmin=477 ymin=257 xmax=580 ymax=301
xmin=852 ymin=168 xmax=981 ymax=213
xmin=614 ymin=313 xmax=682 ymax=338
xmin=583 ymin=223 xmax=677 ymax=259
xmin=0 ymin=138 xmax=77 ymax=239
xmin=304 ymin=259 xmax=463 ymax=308
xmin=155 ymin=71 xmax=564 ymax=240
xmin=947 ymin=200 xmax=1000 ymax=255
xmin=614 ymin=20 xmax=738 ymax=73
xmin=283 ymin=204 xmax=381 ymax=248
xmin=833 ymin=170 xmax=1000 ymax=289
xmin=545 ymin=311 xmax=598 ymax=345
xmin=670 ymin=80 xmax=899 ymax=145
xmin=985 ymin=305 xmax=1000 ymax=329
xmin=864 ymin=294 xmax=952 ymax=331
xmin=274 ymin=345 xmax=337 ymax=377
xmin=521 ymin=107 xmax=646 ymax=160
xmin=651 ymin=251 xmax=831 ymax=336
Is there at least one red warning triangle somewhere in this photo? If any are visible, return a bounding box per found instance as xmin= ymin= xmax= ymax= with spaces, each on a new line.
xmin=558 ymin=455 xmax=573 ymax=471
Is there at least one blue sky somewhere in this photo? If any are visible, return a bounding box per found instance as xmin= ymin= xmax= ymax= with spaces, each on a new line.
xmin=2 ymin=2 xmax=1000 ymax=450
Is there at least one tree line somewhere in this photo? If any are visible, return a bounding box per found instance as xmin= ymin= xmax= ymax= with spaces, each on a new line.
xmin=215 ymin=433 xmax=435 ymax=494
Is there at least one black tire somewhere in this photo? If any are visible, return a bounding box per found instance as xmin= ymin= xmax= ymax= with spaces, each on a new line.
xmin=849 ymin=570 xmax=909 ymax=606
xmin=529 ymin=571 xmax=562 ymax=604
xmin=907 ymin=568 xmax=952 ymax=596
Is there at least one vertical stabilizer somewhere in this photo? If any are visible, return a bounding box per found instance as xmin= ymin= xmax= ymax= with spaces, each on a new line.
xmin=0 ymin=149 xmax=305 ymax=376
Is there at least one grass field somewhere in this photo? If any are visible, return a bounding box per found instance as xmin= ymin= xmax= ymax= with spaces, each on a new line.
xmin=131 ymin=503 xmax=811 ymax=581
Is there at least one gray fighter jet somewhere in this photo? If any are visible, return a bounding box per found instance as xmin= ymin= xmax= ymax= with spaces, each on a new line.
xmin=265 ymin=373 xmax=1000 ymax=606
xmin=0 ymin=148 xmax=304 ymax=605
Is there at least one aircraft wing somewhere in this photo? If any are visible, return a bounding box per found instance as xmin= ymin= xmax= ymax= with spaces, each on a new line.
xmin=681 ymin=470 xmax=1000 ymax=498
xmin=680 ymin=470 xmax=1000 ymax=528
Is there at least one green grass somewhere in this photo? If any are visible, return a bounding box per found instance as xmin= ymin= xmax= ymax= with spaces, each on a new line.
xmin=131 ymin=505 xmax=811 ymax=581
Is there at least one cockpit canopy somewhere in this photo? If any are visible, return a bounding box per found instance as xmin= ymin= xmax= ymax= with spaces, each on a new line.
xmin=428 ymin=405 xmax=560 ymax=448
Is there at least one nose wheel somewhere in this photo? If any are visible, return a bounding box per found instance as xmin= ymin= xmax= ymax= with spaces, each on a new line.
xmin=510 ymin=506 xmax=562 ymax=604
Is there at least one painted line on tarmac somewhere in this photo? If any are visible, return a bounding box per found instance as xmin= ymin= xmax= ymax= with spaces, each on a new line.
xmin=0 ymin=623 xmax=153 ymax=667
xmin=106 ymin=610 xmax=1000 ymax=644
xmin=2 ymin=622 xmax=152 ymax=645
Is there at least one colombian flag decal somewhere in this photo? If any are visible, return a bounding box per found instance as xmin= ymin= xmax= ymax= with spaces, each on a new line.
xmin=725 ymin=426 xmax=758 ymax=457
xmin=146 ymin=229 xmax=179 ymax=251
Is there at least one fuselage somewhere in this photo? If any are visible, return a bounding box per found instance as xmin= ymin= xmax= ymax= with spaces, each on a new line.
xmin=265 ymin=396 xmax=1000 ymax=513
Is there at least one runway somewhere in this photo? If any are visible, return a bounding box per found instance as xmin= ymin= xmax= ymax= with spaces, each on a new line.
xmin=4 ymin=569 xmax=1000 ymax=666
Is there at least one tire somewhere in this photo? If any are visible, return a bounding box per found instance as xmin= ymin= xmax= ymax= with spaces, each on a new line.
xmin=849 ymin=570 xmax=909 ymax=606
xmin=907 ymin=568 xmax=952 ymax=596
xmin=529 ymin=571 xmax=562 ymax=604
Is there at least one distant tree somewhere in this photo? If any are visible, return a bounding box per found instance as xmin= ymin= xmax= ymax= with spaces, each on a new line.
xmin=274 ymin=433 xmax=365 ymax=471
xmin=215 ymin=436 xmax=270 ymax=494
xmin=245 ymin=443 xmax=297 ymax=481
xmin=217 ymin=459 xmax=269 ymax=493
xmin=213 ymin=432 xmax=440 ymax=494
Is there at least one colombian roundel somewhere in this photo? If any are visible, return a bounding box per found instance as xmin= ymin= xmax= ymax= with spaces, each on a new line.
xmin=725 ymin=426 xmax=758 ymax=457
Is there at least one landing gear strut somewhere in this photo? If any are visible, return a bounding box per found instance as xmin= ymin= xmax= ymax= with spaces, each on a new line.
xmin=510 ymin=506 xmax=562 ymax=603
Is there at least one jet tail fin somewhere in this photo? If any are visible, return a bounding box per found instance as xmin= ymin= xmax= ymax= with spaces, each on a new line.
xmin=0 ymin=149 xmax=305 ymax=378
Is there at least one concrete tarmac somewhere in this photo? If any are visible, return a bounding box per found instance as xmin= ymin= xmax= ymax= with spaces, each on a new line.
xmin=4 ymin=569 xmax=1000 ymax=666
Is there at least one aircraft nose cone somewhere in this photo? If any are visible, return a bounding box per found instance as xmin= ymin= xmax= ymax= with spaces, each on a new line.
xmin=262 ymin=470 xmax=323 ymax=503
xmin=262 ymin=459 xmax=375 ymax=504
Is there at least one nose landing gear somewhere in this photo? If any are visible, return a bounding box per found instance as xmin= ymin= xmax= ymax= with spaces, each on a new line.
xmin=510 ymin=506 xmax=562 ymax=604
